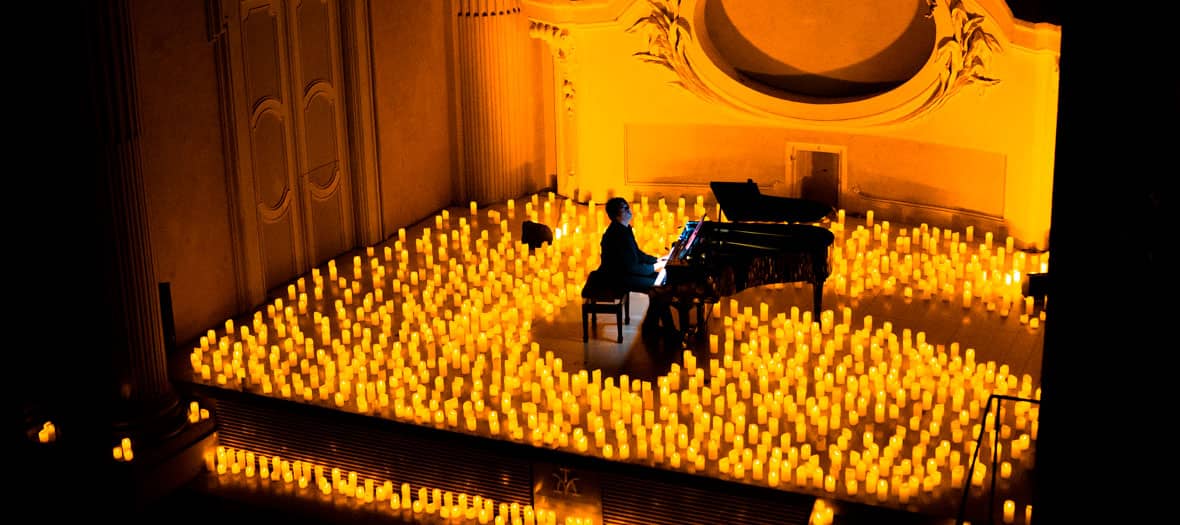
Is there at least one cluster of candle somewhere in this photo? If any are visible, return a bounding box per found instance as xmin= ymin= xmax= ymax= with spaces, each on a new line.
xmin=187 ymin=400 xmax=210 ymax=424
xmin=810 ymin=499 xmax=835 ymax=525
xmin=187 ymin=192 xmax=1042 ymax=518
xmin=829 ymin=210 xmax=1047 ymax=324
xmin=207 ymin=444 xmax=561 ymax=525
xmin=36 ymin=421 xmax=57 ymax=443
xmin=113 ymin=437 xmax=134 ymax=462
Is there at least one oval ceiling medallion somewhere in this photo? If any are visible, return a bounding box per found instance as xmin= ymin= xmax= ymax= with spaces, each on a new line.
xmin=627 ymin=0 xmax=1002 ymax=126
xmin=703 ymin=0 xmax=936 ymax=101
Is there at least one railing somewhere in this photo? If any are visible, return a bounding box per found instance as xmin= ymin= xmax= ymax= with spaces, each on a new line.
xmin=956 ymin=393 xmax=1040 ymax=525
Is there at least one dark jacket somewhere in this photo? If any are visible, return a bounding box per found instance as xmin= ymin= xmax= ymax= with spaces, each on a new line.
xmin=599 ymin=221 xmax=657 ymax=277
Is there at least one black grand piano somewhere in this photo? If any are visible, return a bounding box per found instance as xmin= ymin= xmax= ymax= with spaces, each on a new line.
xmin=654 ymin=179 xmax=835 ymax=335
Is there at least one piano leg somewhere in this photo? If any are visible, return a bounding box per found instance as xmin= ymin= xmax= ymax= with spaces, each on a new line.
xmin=677 ymin=304 xmax=690 ymax=334
xmin=668 ymin=298 xmax=713 ymax=344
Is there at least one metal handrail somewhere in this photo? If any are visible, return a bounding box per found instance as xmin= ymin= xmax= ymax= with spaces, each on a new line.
xmin=956 ymin=393 xmax=1040 ymax=525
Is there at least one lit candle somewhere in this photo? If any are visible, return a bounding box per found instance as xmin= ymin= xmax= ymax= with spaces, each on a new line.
xmin=1003 ymin=499 xmax=1015 ymax=523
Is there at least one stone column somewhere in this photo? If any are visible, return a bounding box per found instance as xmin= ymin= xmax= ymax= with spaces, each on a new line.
xmin=87 ymin=0 xmax=186 ymax=447
xmin=456 ymin=0 xmax=538 ymax=204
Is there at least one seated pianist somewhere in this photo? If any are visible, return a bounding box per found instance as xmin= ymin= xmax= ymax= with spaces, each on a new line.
xmin=597 ymin=197 xmax=677 ymax=334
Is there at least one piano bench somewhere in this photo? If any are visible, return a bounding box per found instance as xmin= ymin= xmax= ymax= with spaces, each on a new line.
xmin=581 ymin=271 xmax=631 ymax=343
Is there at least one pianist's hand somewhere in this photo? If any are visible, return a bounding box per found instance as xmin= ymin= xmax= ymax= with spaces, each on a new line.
xmin=654 ymin=257 xmax=668 ymax=273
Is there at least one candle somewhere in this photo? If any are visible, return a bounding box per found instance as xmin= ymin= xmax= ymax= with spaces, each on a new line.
xmin=1003 ymin=499 xmax=1015 ymax=523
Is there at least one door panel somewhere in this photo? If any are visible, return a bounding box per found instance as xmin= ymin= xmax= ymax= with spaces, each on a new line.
xmin=222 ymin=0 xmax=354 ymax=300
xmin=242 ymin=3 xmax=305 ymax=293
xmin=288 ymin=0 xmax=353 ymax=268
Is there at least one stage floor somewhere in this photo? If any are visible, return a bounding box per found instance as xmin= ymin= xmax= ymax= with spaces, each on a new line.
xmin=175 ymin=193 xmax=1045 ymax=524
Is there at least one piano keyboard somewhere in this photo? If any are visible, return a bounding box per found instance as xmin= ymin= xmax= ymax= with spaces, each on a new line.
xmin=655 ymin=217 xmax=706 ymax=287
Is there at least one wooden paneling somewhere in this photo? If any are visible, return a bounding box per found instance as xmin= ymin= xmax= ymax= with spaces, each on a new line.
xmin=221 ymin=0 xmax=356 ymax=296
xmin=288 ymin=0 xmax=353 ymax=268
xmin=239 ymin=2 xmax=305 ymax=293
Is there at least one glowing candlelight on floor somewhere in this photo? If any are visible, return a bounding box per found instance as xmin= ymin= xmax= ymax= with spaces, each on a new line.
xmin=37 ymin=421 xmax=56 ymax=443
xmin=1003 ymin=499 xmax=1015 ymax=523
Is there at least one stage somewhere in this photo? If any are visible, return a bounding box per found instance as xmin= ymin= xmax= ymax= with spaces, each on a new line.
xmin=172 ymin=193 xmax=1044 ymax=525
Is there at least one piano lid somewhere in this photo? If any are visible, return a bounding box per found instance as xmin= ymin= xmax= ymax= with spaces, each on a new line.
xmin=711 ymin=179 xmax=833 ymax=223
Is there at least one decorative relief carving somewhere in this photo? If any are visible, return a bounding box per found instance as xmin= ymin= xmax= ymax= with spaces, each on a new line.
xmin=918 ymin=0 xmax=1002 ymax=118
xmin=625 ymin=0 xmax=722 ymax=105
xmin=925 ymin=0 xmax=938 ymax=19
xmin=627 ymin=0 xmax=1003 ymax=125
xmin=528 ymin=20 xmax=576 ymax=116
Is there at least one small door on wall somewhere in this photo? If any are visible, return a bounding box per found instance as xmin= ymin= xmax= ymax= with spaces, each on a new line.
xmin=790 ymin=144 xmax=843 ymax=210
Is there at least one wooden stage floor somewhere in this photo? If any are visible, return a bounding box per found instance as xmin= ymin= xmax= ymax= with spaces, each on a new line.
xmin=175 ymin=193 xmax=1046 ymax=524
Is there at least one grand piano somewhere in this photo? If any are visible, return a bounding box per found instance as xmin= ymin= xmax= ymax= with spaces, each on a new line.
xmin=654 ymin=180 xmax=835 ymax=336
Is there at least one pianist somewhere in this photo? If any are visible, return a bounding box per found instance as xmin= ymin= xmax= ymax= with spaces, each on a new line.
xmin=598 ymin=197 xmax=676 ymax=332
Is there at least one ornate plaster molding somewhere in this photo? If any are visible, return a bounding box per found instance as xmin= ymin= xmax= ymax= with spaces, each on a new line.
xmin=627 ymin=0 xmax=1003 ymax=126
xmin=919 ymin=0 xmax=1003 ymax=118
xmin=625 ymin=0 xmax=720 ymax=106
xmin=529 ymin=20 xmax=577 ymax=116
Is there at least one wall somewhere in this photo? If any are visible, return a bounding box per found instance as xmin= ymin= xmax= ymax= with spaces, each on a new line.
xmin=529 ymin=0 xmax=1060 ymax=249
xmin=130 ymin=0 xmax=551 ymax=345
xmin=133 ymin=0 xmax=240 ymax=345
xmin=371 ymin=0 xmax=458 ymax=233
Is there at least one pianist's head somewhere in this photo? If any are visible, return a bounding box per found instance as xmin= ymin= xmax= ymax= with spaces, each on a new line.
xmin=606 ymin=197 xmax=633 ymax=226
